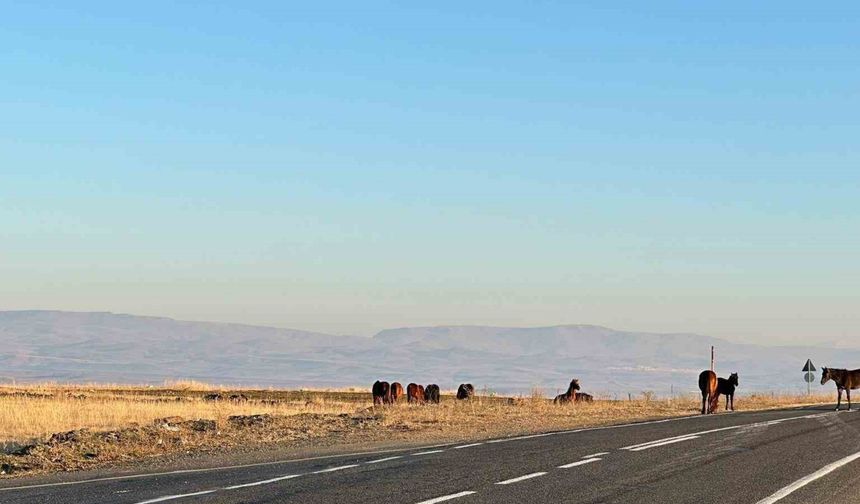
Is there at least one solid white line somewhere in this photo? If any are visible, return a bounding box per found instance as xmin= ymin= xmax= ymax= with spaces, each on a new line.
xmin=583 ymin=452 xmax=609 ymax=458
xmin=366 ymin=456 xmax=403 ymax=464
xmin=754 ymin=450 xmax=860 ymax=504
xmin=621 ymin=412 xmax=829 ymax=451
xmin=412 ymin=450 xmax=445 ymax=456
xmin=313 ymin=464 xmax=359 ymax=474
xmin=223 ymin=474 xmax=301 ymax=489
xmin=559 ymin=458 xmax=602 ymax=469
xmin=496 ymin=472 xmax=547 ymax=485
xmin=414 ymin=491 xmax=477 ymax=504
xmin=134 ymin=490 xmax=217 ymax=504
xmin=628 ymin=435 xmax=700 ymax=451
xmin=453 ymin=443 xmax=484 ymax=449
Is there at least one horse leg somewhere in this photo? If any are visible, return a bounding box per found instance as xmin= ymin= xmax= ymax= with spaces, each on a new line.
xmin=701 ymin=392 xmax=706 ymax=415
xmin=730 ymin=393 xmax=734 ymax=411
xmin=848 ymin=389 xmax=852 ymax=411
xmin=836 ymin=389 xmax=842 ymax=411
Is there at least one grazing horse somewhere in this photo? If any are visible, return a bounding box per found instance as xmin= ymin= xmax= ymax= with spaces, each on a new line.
xmin=456 ymin=383 xmax=475 ymax=400
xmin=390 ymin=382 xmax=404 ymax=404
xmin=821 ymin=367 xmax=860 ymax=411
xmin=716 ymin=373 xmax=739 ymax=411
xmin=553 ymin=379 xmax=581 ymax=405
xmin=372 ymin=380 xmax=391 ymax=406
xmin=407 ymin=383 xmax=425 ymax=404
xmin=698 ymin=370 xmax=718 ymax=414
xmin=425 ymin=384 xmax=441 ymax=404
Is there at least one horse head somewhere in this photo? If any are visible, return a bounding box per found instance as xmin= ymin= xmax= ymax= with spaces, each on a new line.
xmin=821 ymin=367 xmax=831 ymax=386
xmin=569 ymin=379 xmax=581 ymax=392
xmin=729 ymin=373 xmax=739 ymax=386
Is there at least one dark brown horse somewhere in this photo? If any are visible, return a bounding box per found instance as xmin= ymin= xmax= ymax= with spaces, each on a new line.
xmin=716 ymin=373 xmax=739 ymax=411
xmin=553 ymin=379 xmax=581 ymax=405
xmin=821 ymin=367 xmax=860 ymax=411
xmin=456 ymin=383 xmax=475 ymax=400
xmin=372 ymin=380 xmax=391 ymax=406
xmin=390 ymin=382 xmax=404 ymax=404
xmin=425 ymin=384 xmax=441 ymax=404
xmin=698 ymin=370 xmax=718 ymax=414
xmin=574 ymin=392 xmax=593 ymax=403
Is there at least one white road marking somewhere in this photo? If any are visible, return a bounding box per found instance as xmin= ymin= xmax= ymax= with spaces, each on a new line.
xmin=496 ymin=472 xmax=548 ymax=485
xmin=621 ymin=412 xmax=830 ymax=451
xmin=223 ymin=474 xmax=301 ymax=489
xmin=134 ymin=490 xmax=217 ymax=504
xmin=559 ymin=458 xmax=602 ymax=469
xmin=366 ymin=456 xmax=403 ymax=464
xmin=628 ymin=435 xmax=700 ymax=451
xmin=414 ymin=491 xmax=477 ymax=504
xmin=453 ymin=443 xmax=484 ymax=449
xmin=412 ymin=450 xmax=445 ymax=456
xmin=754 ymin=449 xmax=860 ymax=504
xmin=313 ymin=464 xmax=359 ymax=474
xmin=0 ymin=408 xmax=836 ymax=493
xmin=582 ymin=452 xmax=609 ymax=458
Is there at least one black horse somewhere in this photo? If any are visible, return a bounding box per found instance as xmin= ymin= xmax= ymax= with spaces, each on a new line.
xmin=716 ymin=373 xmax=739 ymax=411
xmin=821 ymin=367 xmax=860 ymax=411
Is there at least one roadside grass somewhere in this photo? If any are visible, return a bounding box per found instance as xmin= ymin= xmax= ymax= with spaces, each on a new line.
xmin=0 ymin=383 xmax=836 ymax=477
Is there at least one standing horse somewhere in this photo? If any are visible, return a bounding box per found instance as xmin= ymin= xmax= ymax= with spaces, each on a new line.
xmin=716 ymin=373 xmax=739 ymax=411
xmin=372 ymin=380 xmax=391 ymax=406
xmin=698 ymin=370 xmax=718 ymax=414
xmin=390 ymin=382 xmax=404 ymax=404
xmin=821 ymin=367 xmax=860 ymax=411
xmin=553 ymin=379 xmax=581 ymax=405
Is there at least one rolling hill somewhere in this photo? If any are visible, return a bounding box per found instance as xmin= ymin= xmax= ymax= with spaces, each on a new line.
xmin=0 ymin=311 xmax=854 ymax=396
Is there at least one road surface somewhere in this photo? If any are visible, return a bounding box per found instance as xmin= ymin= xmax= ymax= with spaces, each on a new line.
xmin=2 ymin=405 xmax=860 ymax=504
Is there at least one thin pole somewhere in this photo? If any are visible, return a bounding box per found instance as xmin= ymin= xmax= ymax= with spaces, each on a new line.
xmin=710 ymin=346 xmax=715 ymax=372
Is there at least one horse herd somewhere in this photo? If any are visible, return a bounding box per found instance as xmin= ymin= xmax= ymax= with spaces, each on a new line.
xmin=372 ymin=379 xmax=593 ymax=406
xmin=697 ymin=366 xmax=860 ymax=414
xmin=372 ymin=380 xmax=475 ymax=405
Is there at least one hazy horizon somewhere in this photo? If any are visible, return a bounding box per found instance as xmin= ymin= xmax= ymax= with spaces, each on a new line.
xmin=3 ymin=3 xmax=859 ymax=347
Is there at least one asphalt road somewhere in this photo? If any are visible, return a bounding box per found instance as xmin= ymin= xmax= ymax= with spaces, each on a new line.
xmin=2 ymin=405 xmax=860 ymax=504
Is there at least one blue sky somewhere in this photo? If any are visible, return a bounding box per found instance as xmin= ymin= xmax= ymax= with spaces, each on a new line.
xmin=2 ymin=2 xmax=859 ymax=344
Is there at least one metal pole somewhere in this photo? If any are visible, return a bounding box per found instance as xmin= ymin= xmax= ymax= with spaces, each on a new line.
xmin=710 ymin=346 xmax=715 ymax=372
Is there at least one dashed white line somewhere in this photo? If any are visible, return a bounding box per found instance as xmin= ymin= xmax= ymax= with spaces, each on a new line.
xmin=583 ymin=452 xmax=609 ymax=458
xmin=366 ymin=456 xmax=403 ymax=464
xmin=496 ymin=472 xmax=547 ymax=485
xmin=224 ymin=474 xmax=302 ymax=489
xmin=412 ymin=450 xmax=445 ymax=456
xmin=313 ymin=464 xmax=359 ymax=474
xmin=414 ymin=491 xmax=477 ymax=504
xmin=558 ymin=458 xmax=602 ymax=469
xmin=134 ymin=490 xmax=217 ymax=504
xmin=754 ymin=450 xmax=860 ymax=504
xmin=628 ymin=435 xmax=700 ymax=451
xmin=453 ymin=443 xmax=484 ymax=449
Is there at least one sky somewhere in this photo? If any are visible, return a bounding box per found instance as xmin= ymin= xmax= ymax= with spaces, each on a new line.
xmin=2 ymin=2 xmax=859 ymax=345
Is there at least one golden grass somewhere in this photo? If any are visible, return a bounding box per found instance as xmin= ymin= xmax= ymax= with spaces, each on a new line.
xmin=0 ymin=383 xmax=837 ymax=476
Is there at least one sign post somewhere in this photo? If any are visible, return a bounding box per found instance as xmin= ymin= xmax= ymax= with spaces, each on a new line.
xmin=802 ymin=359 xmax=816 ymax=395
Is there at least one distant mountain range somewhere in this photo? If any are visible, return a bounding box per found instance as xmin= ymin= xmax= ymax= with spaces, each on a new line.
xmin=0 ymin=311 xmax=855 ymax=396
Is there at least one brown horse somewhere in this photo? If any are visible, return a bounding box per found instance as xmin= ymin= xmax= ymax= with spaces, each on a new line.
xmin=407 ymin=383 xmax=425 ymax=404
xmin=574 ymin=392 xmax=593 ymax=403
xmin=698 ymin=370 xmax=718 ymax=414
xmin=716 ymin=373 xmax=739 ymax=411
xmin=821 ymin=367 xmax=860 ymax=411
xmin=390 ymin=382 xmax=404 ymax=404
xmin=553 ymin=379 xmax=581 ymax=405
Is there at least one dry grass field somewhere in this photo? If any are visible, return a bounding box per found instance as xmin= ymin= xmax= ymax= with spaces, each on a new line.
xmin=0 ymin=382 xmax=835 ymax=477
